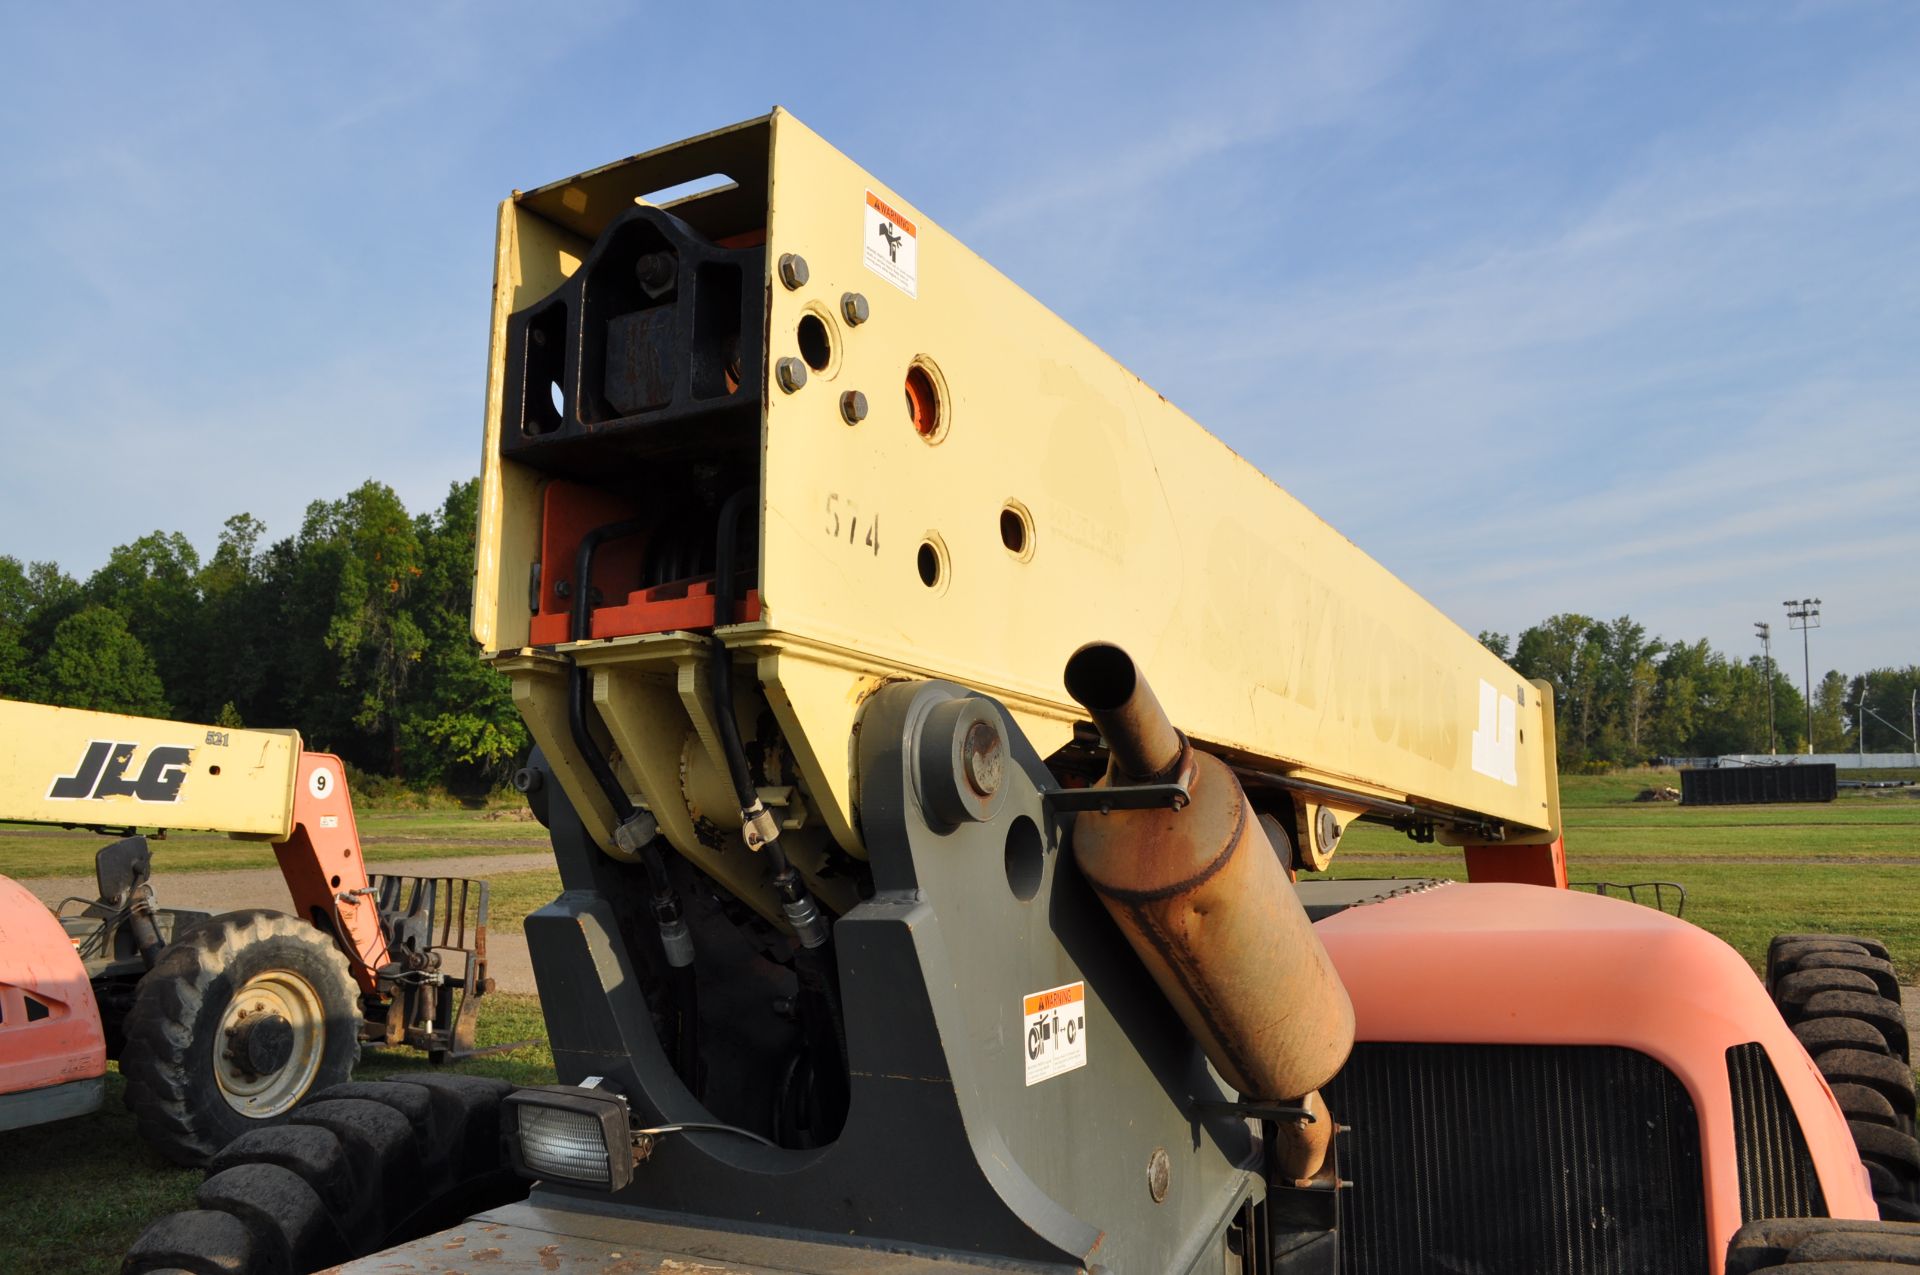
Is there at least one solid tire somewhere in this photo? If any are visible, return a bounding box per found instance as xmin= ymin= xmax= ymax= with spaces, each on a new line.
xmin=123 ymin=1075 xmax=525 ymax=1275
xmin=1767 ymin=931 xmax=1920 ymax=1225
xmin=1774 ymin=968 xmax=1882 ymax=1011
xmin=1800 ymin=991 xmax=1911 ymax=1061
xmin=1793 ymin=951 xmax=1901 ymax=1002
xmin=1794 ymin=1017 xmax=1893 ymax=1060
xmin=122 ymin=909 xmax=362 ymax=1167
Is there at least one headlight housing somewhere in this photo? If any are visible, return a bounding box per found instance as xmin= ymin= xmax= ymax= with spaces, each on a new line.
xmin=502 ymin=1082 xmax=635 ymax=1191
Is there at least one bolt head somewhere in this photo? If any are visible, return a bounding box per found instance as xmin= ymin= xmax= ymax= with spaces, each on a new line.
xmin=963 ymin=719 xmax=1004 ymax=797
xmin=778 ymin=253 xmax=809 ymax=290
xmin=634 ymin=250 xmax=676 ymax=297
xmin=1316 ymin=806 xmax=1341 ymax=851
xmin=1146 ymin=1147 xmax=1171 ymax=1203
xmin=840 ymin=291 xmax=870 ymax=325
xmin=840 ymin=390 xmax=869 ymax=424
xmin=776 ymin=357 xmax=808 ymax=393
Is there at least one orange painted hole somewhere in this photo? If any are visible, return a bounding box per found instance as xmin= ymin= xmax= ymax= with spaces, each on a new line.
xmin=905 ymin=365 xmax=939 ymax=438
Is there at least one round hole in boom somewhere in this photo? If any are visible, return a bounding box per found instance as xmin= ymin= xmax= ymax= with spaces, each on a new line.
xmin=917 ymin=541 xmax=941 ymax=587
xmin=549 ymin=380 xmax=565 ymax=417
xmin=1005 ymin=816 xmax=1044 ymax=902
xmin=798 ymin=313 xmax=832 ymax=371
xmin=1000 ymin=500 xmax=1034 ymax=561
xmin=905 ymin=360 xmax=947 ymax=442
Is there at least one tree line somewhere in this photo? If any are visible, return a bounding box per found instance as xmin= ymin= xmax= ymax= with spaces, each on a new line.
xmin=3 ymin=480 xmax=1914 ymax=787
xmin=0 ymin=479 xmax=525 ymax=791
xmin=1480 ymin=618 xmax=1919 ymax=771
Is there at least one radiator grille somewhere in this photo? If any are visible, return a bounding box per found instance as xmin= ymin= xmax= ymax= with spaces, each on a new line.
xmin=1323 ymin=1043 xmax=1708 ymax=1275
xmin=1727 ymin=1042 xmax=1827 ymax=1220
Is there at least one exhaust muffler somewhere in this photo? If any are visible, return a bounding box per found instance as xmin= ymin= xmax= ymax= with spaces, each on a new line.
xmin=1064 ymin=642 xmax=1355 ymax=1182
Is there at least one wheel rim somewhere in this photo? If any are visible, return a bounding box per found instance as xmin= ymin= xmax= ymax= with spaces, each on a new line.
xmin=213 ymin=970 xmax=326 ymax=1118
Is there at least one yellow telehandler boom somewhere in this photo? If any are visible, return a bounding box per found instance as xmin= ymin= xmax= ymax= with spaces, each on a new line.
xmin=470 ymin=111 xmax=1563 ymax=928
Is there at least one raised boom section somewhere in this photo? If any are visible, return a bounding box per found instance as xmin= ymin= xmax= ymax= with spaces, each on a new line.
xmin=473 ymin=111 xmax=1559 ymax=923
xmin=0 ymin=700 xmax=299 ymax=838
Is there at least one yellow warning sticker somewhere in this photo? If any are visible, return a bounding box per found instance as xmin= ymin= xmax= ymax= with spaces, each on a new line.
xmin=1023 ymin=981 xmax=1087 ymax=1086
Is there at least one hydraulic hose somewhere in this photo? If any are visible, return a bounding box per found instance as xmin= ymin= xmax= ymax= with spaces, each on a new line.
xmin=566 ymin=519 xmax=699 ymax=1085
xmin=710 ymin=490 xmax=848 ymax=1131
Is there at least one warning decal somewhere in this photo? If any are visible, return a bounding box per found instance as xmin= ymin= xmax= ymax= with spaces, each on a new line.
xmin=1023 ymin=981 xmax=1087 ymax=1086
xmin=862 ymin=189 xmax=918 ymax=298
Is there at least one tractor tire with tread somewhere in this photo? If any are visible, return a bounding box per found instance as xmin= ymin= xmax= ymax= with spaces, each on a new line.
xmin=122 ymin=1073 xmax=527 ymax=1275
xmin=1767 ymin=932 xmax=1920 ymax=1223
xmin=122 ymin=909 xmax=363 ymax=1167
xmin=1726 ymin=1216 xmax=1920 ymax=1270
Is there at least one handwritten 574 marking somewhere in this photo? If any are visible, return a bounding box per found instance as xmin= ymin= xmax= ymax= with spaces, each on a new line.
xmin=824 ymin=493 xmax=879 ymax=556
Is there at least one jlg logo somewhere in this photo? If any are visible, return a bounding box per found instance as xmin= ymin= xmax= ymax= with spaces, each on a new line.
xmin=48 ymin=741 xmax=192 ymax=803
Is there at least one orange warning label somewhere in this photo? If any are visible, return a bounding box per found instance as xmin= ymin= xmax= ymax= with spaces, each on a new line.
xmin=862 ymin=189 xmax=918 ymax=298
xmin=864 ymin=190 xmax=917 ymax=238
xmin=1023 ymin=981 xmax=1087 ymax=1085
xmin=1023 ymin=985 xmax=1083 ymax=1016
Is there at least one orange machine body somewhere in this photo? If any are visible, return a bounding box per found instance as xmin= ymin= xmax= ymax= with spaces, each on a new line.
xmin=272 ymin=751 xmax=392 ymax=994
xmin=1317 ymin=881 xmax=1878 ymax=1272
xmin=0 ymin=875 xmax=107 ymax=1126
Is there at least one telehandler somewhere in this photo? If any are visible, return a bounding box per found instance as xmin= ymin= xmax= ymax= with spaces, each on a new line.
xmin=0 ymin=700 xmax=498 ymax=1164
xmin=125 ymin=111 xmax=1920 ymax=1273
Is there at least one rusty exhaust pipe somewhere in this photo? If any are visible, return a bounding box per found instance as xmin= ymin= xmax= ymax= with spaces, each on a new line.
xmin=1064 ymin=641 xmax=1355 ymax=1183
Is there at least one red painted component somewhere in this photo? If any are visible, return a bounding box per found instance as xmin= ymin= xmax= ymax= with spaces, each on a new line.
xmin=272 ymin=752 xmax=390 ymax=995
xmin=0 ymin=875 xmax=106 ymax=1109
xmin=1462 ymin=834 xmax=1568 ymax=888
xmin=586 ymin=581 xmax=760 ymax=639
xmin=529 ymin=480 xmax=649 ymax=646
xmin=528 ymin=478 xmax=761 ymax=646
xmin=1318 ymin=883 xmax=1880 ymax=1270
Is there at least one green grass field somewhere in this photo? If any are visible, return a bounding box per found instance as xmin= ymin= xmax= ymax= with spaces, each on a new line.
xmin=0 ymin=807 xmax=550 ymax=879
xmin=6 ymin=768 xmax=1917 ymax=1272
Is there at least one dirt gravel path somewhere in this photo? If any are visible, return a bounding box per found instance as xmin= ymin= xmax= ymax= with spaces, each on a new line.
xmin=18 ymin=852 xmax=553 ymax=994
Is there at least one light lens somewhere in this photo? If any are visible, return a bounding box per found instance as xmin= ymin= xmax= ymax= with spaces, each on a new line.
xmin=516 ymin=1104 xmax=614 ymax=1185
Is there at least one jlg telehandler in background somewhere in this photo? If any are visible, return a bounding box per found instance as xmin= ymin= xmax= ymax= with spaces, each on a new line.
xmin=0 ymin=699 xmax=498 ymax=1164
xmin=127 ymin=111 xmax=1920 ymax=1273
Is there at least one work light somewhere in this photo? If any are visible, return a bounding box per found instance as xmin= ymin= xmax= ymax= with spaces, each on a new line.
xmin=503 ymin=1081 xmax=636 ymax=1191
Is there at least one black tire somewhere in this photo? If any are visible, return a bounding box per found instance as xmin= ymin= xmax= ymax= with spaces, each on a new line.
xmin=1795 ymin=1016 xmax=1894 ymax=1060
xmin=1726 ymin=1215 xmax=1920 ymax=1270
xmin=123 ymin=1074 xmax=527 ymax=1275
xmin=1767 ymin=931 xmax=1920 ymax=1223
xmin=122 ymin=909 xmax=362 ymax=1166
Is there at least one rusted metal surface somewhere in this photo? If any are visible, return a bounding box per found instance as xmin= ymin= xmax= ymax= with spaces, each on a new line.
xmin=1269 ymin=1089 xmax=1334 ymax=1187
xmin=1066 ymin=644 xmax=1355 ymax=1179
xmin=328 ymin=1200 xmax=1036 ymax=1272
xmin=1063 ymin=641 xmax=1187 ymax=783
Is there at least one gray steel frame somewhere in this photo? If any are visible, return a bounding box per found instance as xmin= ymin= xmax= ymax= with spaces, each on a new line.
xmin=509 ymin=679 xmax=1262 ymax=1273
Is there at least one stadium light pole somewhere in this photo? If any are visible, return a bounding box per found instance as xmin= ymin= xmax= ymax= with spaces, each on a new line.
xmin=1754 ymin=621 xmax=1775 ymax=755
xmin=1784 ymin=598 xmax=1821 ymax=755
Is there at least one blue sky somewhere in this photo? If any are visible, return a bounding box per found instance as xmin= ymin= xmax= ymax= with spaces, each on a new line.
xmin=1 ymin=3 xmax=1914 ymax=676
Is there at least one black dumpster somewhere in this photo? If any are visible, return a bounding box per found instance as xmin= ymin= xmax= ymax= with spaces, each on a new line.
xmin=1680 ymin=764 xmax=1838 ymax=805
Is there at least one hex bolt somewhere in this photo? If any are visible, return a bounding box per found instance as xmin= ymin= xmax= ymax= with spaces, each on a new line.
xmin=634 ymin=250 xmax=676 ymax=298
xmin=841 ymin=291 xmax=870 ymax=325
xmin=776 ymin=357 xmax=808 ymax=393
xmin=963 ymin=719 xmax=1005 ymax=797
xmin=778 ymin=253 xmax=809 ymax=290
xmin=840 ymin=390 xmax=869 ymax=424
